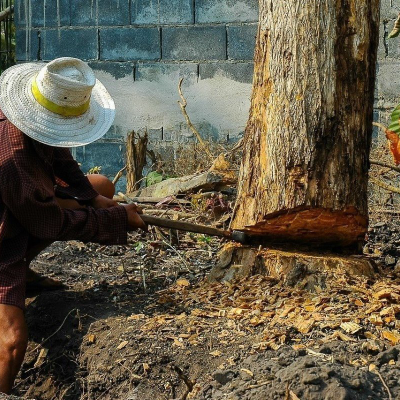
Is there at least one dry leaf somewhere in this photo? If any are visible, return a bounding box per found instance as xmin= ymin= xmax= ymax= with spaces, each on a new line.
xmin=143 ymin=362 xmax=151 ymax=374
xmin=210 ymin=350 xmax=222 ymax=357
xmin=34 ymin=348 xmax=49 ymax=368
xmin=177 ymin=278 xmax=190 ymax=287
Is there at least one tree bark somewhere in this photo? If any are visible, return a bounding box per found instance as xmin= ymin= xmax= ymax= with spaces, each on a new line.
xmin=232 ymin=0 xmax=380 ymax=247
xmin=126 ymin=130 xmax=148 ymax=193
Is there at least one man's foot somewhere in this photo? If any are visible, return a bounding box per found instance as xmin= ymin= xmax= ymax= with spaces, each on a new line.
xmin=26 ymin=268 xmax=67 ymax=292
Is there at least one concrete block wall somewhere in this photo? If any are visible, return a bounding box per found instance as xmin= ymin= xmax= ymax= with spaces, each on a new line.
xmin=14 ymin=1 xmax=398 ymax=190
xmin=14 ymin=0 xmax=258 ymax=189
xmin=375 ymin=1 xmax=400 ymax=137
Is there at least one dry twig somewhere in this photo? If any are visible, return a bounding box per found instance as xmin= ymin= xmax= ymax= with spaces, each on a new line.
xmin=178 ymin=78 xmax=213 ymax=159
xmin=375 ymin=370 xmax=393 ymax=400
xmin=370 ymin=177 xmax=400 ymax=195
xmin=28 ymin=308 xmax=77 ymax=355
xmin=370 ymin=160 xmax=400 ymax=174
xmin=112 ymin=165 xmax=127 ymax=185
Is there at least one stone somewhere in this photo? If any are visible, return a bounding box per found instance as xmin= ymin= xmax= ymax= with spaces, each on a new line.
xmin=227 ymin=25 xmax=258 ymax=60
xmin=212 ymin=370 xmax=236 ymax=385
xmin=100 ymin=28 xmax=161 ymax=61
xmin=42 ymin=29 xmax=98 ymax=61
xmin=162 ymin=26 xmax=227 ymax=61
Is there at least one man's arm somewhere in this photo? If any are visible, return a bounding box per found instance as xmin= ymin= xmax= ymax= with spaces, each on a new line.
xmin=1 ymin=158 xmax=129 ymax=245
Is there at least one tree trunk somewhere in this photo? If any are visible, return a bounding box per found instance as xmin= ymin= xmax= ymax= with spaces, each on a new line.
xmin=232 ymin=0 xmax=380 ymax=248
xmin=126 ymin=130 xmax=148 ymax=193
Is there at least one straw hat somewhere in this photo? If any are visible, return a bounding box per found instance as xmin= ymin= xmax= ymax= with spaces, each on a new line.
xmin=0 ymin=57 xmax=115 ymax=147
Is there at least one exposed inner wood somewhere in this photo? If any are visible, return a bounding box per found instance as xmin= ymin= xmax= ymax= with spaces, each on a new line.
xmin=241 ymin=206 xmax=367 ymax=246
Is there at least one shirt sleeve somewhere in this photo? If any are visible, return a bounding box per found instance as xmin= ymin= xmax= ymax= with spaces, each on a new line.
xmin=0 ymin=158 xmax=128 ymax=245
xmin=52 ymin=147 xmax=99 ymax=201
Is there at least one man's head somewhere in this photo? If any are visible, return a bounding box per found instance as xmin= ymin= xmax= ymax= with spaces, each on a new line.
xmin=0 ymin=57 xmax=115 ymax=147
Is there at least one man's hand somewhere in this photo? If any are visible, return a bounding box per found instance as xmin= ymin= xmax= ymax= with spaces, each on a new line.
xmin=90 ymin=195 xmax=118 ymax=209
xmin=124 ymin=203 xmax=147 ymax=231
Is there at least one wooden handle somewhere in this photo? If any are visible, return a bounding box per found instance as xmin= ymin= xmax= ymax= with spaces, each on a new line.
xmin=140 ymin=214 xmax=231 ymax=238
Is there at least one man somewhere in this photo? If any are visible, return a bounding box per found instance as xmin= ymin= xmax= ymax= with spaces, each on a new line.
xmin=0 ymin=57 xmax=146 ymax=393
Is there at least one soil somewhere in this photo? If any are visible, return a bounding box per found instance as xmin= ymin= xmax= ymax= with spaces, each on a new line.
xmin=7 ymin=218 xmax=400 ymax=400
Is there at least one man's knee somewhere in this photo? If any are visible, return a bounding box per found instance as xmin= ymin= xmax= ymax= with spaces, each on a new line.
xmin=0 ymin=306 xmax=28 ymax=358
xmin=2 ymin=326 xmax=28 ymax=356
xmin=87 ymin=174 xmax=115 ymax=199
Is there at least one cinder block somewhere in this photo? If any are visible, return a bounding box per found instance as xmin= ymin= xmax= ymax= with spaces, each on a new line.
xmin=42 ymin=29 xmax=98 ymax=61
xmin=376 ymin=60 xmax=400 ymax=102
xmin=159 ymin=0 xmax=194 ymax=24
xmin=89 ymin=61 xmax=134 ymax=80
xmin=380 ymin=0 xmax=400 ymax=20
xmin=16 ymin=29 xmax=41 ymax=61
xmin=162 ymin=26 xmax=226 ymax=61
xmin=131 ymin=0 xmax=159 ymax=24
xmin=75 ymin=142 xmax=126 ymax=176
xmin=71 ymin=0 xmax=97 ymax=26
xmin=199 ymin=62 xmax=254 ymax=83
xmin=227 ymin=25 xmax=257 ymax=60
xmin=15 ymin=0 xmax=70 ymax=27
xmin=98 ymin=0 xmax=130 ymax=25
xmin=100 ymin=28 xmax=161 ymax=61
xmin=135 ymin=62 xmax=198 ymax=83
xmin=195 ymin=0 xmax=258 ymax=23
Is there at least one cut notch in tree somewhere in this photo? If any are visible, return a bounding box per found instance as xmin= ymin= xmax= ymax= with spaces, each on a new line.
xmin=230 ymin=0 xmax=380 ymax=249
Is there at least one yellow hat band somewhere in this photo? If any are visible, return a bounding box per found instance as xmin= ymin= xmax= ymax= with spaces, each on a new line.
xmin=31 ymin=77 xmax=90 ymax=117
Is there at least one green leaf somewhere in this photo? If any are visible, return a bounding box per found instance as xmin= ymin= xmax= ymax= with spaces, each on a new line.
xmin=146 ymin=171 xmax=164 ymax=187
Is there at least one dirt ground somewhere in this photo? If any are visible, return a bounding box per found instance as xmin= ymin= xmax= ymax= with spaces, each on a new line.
xmin=8 ymin=218 xmax=400 ymax=400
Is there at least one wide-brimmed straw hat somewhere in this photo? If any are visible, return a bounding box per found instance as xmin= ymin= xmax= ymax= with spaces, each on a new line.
xmin=0 ymin=57 xmax=115 ymax=147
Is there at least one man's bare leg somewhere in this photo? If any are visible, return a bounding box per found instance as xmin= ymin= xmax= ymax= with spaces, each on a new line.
xmin=0 ymin=305 xmax=28 ymax=394
xmin=27 ymin=175 xmax=115 ymax=288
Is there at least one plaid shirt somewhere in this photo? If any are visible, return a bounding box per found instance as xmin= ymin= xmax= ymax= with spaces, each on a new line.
xmin=0 ymin=110 xmax=128 ymax=307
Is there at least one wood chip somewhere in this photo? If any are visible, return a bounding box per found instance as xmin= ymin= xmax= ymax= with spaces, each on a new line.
xmin=177 ymin=278 xmax=190 ymax=287
xmin=87 ymin=334 xmax=96 ymax=344
xmin=117 ymin=340 xmax=129 ymax=350
xmin=240 ymin=368 xmax=254 ymax=378
xmin=340 ymin=321 xmax=362 ymax=334
xmin=210 ymin=350 xmax=222 ymax=357
xmin=382 ymin=330 xmax=400 ymax=345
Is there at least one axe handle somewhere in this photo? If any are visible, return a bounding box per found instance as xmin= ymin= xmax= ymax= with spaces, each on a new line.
xmin=140 ymin=214 xmax=231 ymax=239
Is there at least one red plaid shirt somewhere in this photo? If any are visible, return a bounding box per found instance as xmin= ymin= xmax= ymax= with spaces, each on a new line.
xmin=0 ymin=110 xmax=128 ymax=270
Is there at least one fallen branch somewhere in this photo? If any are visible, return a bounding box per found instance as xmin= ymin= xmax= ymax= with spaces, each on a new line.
xmin=369 ymin=176 xmax=400 ymax=195
xmin=370 ymin=160 xmax=400 ymax=174
xmin=178 ymin=78 xmax=213 ymax=160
